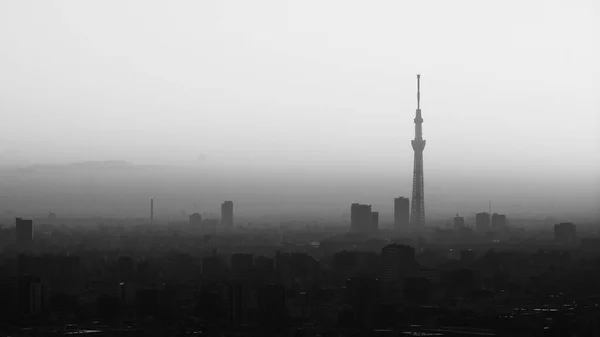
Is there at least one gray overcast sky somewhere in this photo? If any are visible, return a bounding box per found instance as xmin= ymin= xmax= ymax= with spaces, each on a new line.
xmin=0 ymin=0 xmax=598 ymax=219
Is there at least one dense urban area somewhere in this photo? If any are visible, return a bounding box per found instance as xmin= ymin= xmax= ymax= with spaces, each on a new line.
xmin=1 ymin=206 xmax=600 ymax=337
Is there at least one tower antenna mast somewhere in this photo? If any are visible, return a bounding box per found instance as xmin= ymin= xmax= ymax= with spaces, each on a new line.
xmin=417 ymin=74 xmax=421 ymax=110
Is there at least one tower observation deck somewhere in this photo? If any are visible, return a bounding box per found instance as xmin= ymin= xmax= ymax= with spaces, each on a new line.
xmin=410 ymin=74 xmax=426 ymax=227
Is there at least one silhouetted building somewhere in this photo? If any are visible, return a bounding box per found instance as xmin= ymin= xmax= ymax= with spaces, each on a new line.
xmin=221 ymin=201 xmax=234 ymax=229
xmin=491 ymin=213 xmax=508 ymax=232
xmin=346 ymin=276 xmax=380 ymax=329
xmin=554 ymin=222 xmax=577 ymax=244
xmin=411 ymin=74 xmax=426 ymax=227
xmin=371 ymin=211 xmax=379 ymax=232
xmin=231 ymin=253 xmax=254 ymax=274
xmin=18 ymin=275 xmax=46 ymax=314
xmin=381 ymin=244 xmax=417 ymax=303
xmin=257 ymin=284 xmax=287 ymax=325
xmin=16 ymin=217 xmax=33 ymax=250
xmin=453 ymin=213 xmax=465 ymax=230
xmin=189 ymin=213 xmax=202 ymax=227
xmin=476 ymin=212 xmax=491 ymax=232
xmin=394 ymin=197 xmax=410 ymax=230
xmin=351 ymin=203 xmax=372 ymax=234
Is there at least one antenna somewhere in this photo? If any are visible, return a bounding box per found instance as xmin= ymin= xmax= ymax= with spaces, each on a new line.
xmin=417 ymin=74 xmax=421 ymax=110
xmin=489 ymin=201 xmax=491 ymax=214
xmin=150 ymin=198 xmax=154 ymax=225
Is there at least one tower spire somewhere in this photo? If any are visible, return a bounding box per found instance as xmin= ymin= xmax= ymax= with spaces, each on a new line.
xmin=417 ymin=74 xmax=421 ymax=110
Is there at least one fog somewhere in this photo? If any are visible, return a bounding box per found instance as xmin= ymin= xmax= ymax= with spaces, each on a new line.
xmin=0 ymin=161 xmax=596 ymax=223
xmin=0 ymin=0 xmax=598 ymax=222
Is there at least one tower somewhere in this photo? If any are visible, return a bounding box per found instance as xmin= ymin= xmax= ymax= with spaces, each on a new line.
xmin=410 ymin=74 xmax=426 ymax=227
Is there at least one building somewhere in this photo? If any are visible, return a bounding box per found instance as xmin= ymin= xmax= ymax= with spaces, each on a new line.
xmin=491 ymin=213 xmax=508 ymax=232
xmin=18 ymin=275 xmax=46 ymax=314
xmin=346 ymin=276 xmax=380 ymax=329
xmin=475 ymin=212 xmax=490 ymax=232
xmin=16 ymin=217 xmax=33 ymax=250
xmin=453 ymin=214 xmax=465 ymax=230
xmin=221 ymin=201 xmax=234 ymax=229
xmin=410 ymin=74 xmax=426 ymax=227
xmin=189 ymin=213 xmax=202 ymax=227
xmin=370 ymin=212 xmax=379 ymax=232
xmin=381 ymin=244 xmax=417 ymax=303
xmin=231 ymin=253 xmax=254 ymax=274
xmin=257 ymin=284 xmax=287 ymax=324
xmin=460 ymin=249 xmax=476 ymax=263
xmin=554 ymin=222 xmax=577 ymax=244
xmin=351 ymin=203 xmax=372 ymax=234
xmin=394 ymin=197 xmax=410 ymax=230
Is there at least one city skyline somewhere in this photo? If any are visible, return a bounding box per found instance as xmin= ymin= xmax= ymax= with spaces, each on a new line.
xmin=0 ymin=0 xmax=598 ymax=222
xmin=0 ymin=1 xmax=599 ymax=335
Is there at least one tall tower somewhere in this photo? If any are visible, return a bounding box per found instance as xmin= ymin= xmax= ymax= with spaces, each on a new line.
xmin=410 ymin=74 xmax=426 ymax=227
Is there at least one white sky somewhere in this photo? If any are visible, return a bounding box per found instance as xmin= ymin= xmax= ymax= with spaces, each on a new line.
xmin=0 ymin=0 xmax=598 ymax=219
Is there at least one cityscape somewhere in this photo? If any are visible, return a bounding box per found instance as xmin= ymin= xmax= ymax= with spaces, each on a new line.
xmin=0 ymin=1 xmax=598 ymax=337
xmin=1 ymin=75 xmax=598 ymax=336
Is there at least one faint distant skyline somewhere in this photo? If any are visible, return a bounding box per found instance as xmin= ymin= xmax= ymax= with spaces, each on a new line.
xmin=0 ymin=0 xmax=598 ymax=220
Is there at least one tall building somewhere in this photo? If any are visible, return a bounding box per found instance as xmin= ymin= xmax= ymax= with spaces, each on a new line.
xmin=189 ymin=213 xmax=202 ymax=226
xmin=221 ymin=201 xmax=234 ymax=229
xmin=350 ymin=203 xmax=372 ymax=234
xmin=394 ymin=197 xmax=410 ymax=230
xmin=18 ymin=275 xmax=46 ymax=314
xmin=491 ymin=213 xmax=507 ymax=232
xmin=381 ymin=244 xmax=417 ymax=303
xmin=475 ymin=212 xmax=491 ymax=232
xmin=554 ymin=222 xmax=576 ymax=244
xmin=370 ymin=212 xmax=379 ymax=232
xmin=410 ymin=74 xmax=426 ymax=227
xmin=453 ymin=214 xmax=465 ymax=230
xmin=15 ymin=218 xmax=33 ymax=249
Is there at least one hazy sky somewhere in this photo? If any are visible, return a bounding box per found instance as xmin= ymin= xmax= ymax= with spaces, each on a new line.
xmin=0 ymin=0 xmax=598 ymax=219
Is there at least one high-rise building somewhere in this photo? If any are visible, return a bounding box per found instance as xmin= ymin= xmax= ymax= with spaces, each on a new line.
xmin=453 ymin=214 xmax=465 ymax=230
xmin=221 ymin=201 xmax=234 ymax=229
xmin=394 ymin=197 xmax=410 ymax=230
xmin=351 ymin=203 xmax=372 ymax=234
xmin=410 ymin=75 xmax=426 ymax=227
xmin=475 ymin=212 xmax=491 ymax=232
xmin=189 ymin=213 xmax=202 ymax=226
xmin=18 ymin=275 xmax=46 ymax=314
xmin=15 ymin=218 xmax=33 ymax=249
xmin=554 ymin=222 xmax=576 ymax=244
xmin=491 ymin=213 xmax=507 ymax=232
xmin=381 ymin=244 xmax=417 ymax=303
xmin=370 ymin=212 xmax=379 ymax=232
